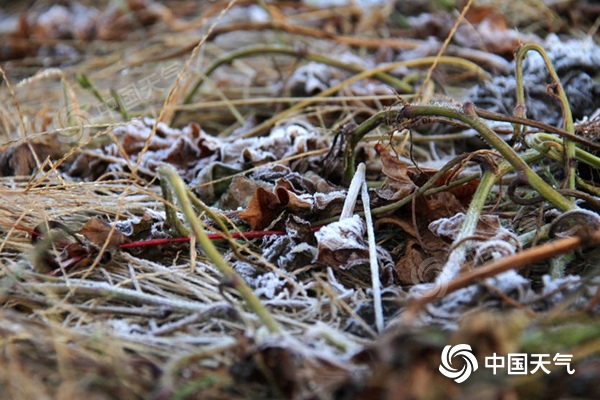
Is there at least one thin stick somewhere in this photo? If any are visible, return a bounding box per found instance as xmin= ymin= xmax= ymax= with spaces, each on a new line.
xmin=340 ymin=163 xmax=365 ymax=219
xmin=405 ymin=229 xmax=600 ymax=319
xmin=361 ymin=166 xmax=384 ymax=333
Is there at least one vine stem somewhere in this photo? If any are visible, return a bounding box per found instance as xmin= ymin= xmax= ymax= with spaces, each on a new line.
xmin=158 ymin=164 xmax=282 ymax=334
xmin=434 ymin=167 xmax=495 ymax=286
xmin=184 ymin=45 xmax=413 ymax=104
xmin=514 ymin=43 xmax=576 ymax=193
xmin=401 ymin=102 xmax=575 ymax=212
xmin=343 ymin=102 xmax=574 ymax=211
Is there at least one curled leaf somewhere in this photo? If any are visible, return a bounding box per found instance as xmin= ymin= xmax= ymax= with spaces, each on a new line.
xmin=315 ymin=215 xmax=369 ymax=270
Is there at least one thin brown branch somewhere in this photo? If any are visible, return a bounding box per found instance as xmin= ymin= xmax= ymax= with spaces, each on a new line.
xmin=405 ymin=229 xmax=600 ymax=319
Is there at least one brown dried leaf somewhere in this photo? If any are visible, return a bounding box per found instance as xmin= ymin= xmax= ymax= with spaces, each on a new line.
xmin=275 ymin=186 xmax=313 ymax=214
xmin=465 ymin=6 xmax=507 ymax=28
xmin=0 ymin=142 xmax=62 ymax=177
xmin=121 ymin=121 xmax=206 ymax=173
xmin=220 ymin=175 xmax=271 ymax=211
xmin=238 ymin=187 xmax=283 ymax=231
xmin=416 ymin=191 xmax=466 ymax=223
xmin=376 ymin=143 xmax=417 ymax=201
xmin=78 ymin=217 xmax=130 ymax=250
xmin=59 ymin=242 xmax=96 ymax=270
xmin=375 ymin=217 xmax=448 ymax=285
xmin=238 ymin=175 xmax=338 ymax=230
xmin=395 ymin=239 xmax=444 ymax=286
xmin=114 ymin=210 xmax=159 ymax=239
xmin=375 ymin=143 xmax=479 ymax=221
xmin=30 ymin=220 xmax=115 ymax=274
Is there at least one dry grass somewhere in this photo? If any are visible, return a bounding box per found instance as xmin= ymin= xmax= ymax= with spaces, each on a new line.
xmin=2 ymin=1 xmax=600 ymax=399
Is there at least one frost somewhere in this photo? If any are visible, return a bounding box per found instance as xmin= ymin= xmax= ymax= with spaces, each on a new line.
xmin=429 ymin=213 xmax=518 ymax=252
xmin=218 ymin=4 xmax=270 ymax=24
xmin=417 ymin=286 xmax=480 ymax=328
xmin=261 ymin=234 xmax=295 ymax=267
xmin=254 ymin=272 xmax=288 ymax=300
xmin=315 ymin=216 xmax=369 ymax=270
xmin=539 ymin=274 xmax=582 ymax=305
xmin=486 ymin=270 xmax=529 ymax=295
xmin=526 ymin=34 xmax=600 ymax=75
xmin=468 ymin=33 xmax=600 ymax=125
xmin=314 ymin=190 xmax=347 ymax=209
xmin=315 ymin=215 xmax=366 ymax=251
xmin=291 ymin=242 xmax=317 ymax=257
xmin=108 ymin=319 xmax=144 ymax=335
xmin=260 ymin=216 xmax=317 ymax=271
xmin=398 ymin=37 xmax=441 ymax=62
xmin=474 ymin=239 xmax=516 ymax=266
xmin=433 ymin=258 xmax=462 ymax=288
xmin=429 ymin=212 xmax=466 ymax=239
xmin=233 ymin=261 xmax=258 ymax=282
xmin=247 ymin=5 xmax=270 ymax=23
xmin=326 ymin=267 xmax=354 ymax=298
xmin=114 ymin=218 xmax=136 ymax=236
xmin=287 ymin=62 xmax=339 ymax=96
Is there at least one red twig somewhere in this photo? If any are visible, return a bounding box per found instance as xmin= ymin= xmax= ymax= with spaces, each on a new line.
xmin=117 ymin=230 xmax=287 ymax=249
xmin=1 ymin=219 xmax=318 ymax=250
xmin=2 ymin=219 xmax=322 ymax=277
xmin=0 ymin=220 xmax=41 ymax=237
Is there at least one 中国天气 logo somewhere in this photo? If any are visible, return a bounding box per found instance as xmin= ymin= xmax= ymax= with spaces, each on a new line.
xmin=439 ymin=344 xmax=479 ymax=383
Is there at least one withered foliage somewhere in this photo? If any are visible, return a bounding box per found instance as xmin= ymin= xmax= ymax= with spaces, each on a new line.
xmin=1 ymin=1 xmax=600 ymax=399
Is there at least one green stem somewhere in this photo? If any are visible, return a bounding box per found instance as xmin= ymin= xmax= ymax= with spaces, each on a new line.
xmin=402 ymin=103 xmax=575 ymax=212
xmin=514 ymin=43 xmax=576 ymax=192
xmin=437 ymin=168 xmax=497 ymax=282
xmin=576 ymin=178 xmax=600 ymax=197
xmin=160 ymin=175 xmax=190 ymax=237
xmin=343 ymin=109 xmax=398 ymax=184
xmin=184 ymin=45 xmax=413 ymax=104
xmin=526 ymin=133 xmax=600 ymax=171
xmin=158 ymin=165 xmax=281 ymax=334
xmin=186 ymin=47 xmax=488 ymax=138
xmin=240 ymin=55 xmax=487 ymax=139
xmin=76 ymin=73 xmax=118 ymax=117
